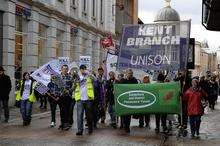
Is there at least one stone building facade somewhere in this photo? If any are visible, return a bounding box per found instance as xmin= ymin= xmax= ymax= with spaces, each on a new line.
xmin=0 ymin=0 xmax=116 ymax=104
xmin=192 ymin=41 xmax=217 ymax=76
xmin=115 ymin=0 xmax=138 ymax=40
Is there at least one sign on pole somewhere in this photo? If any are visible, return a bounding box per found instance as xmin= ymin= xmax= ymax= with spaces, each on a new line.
xmin=117 ymin=21 xmax=191 ymax=71
xmin=79 ymin=56 xmax=91 ymax=70
xmin=58 ymin=57 xmax=70 ymax=71
xmin=187 ymin=38 xmax=195 ymax=69
xmin=106 ymin=52 xmax=118 ymax=79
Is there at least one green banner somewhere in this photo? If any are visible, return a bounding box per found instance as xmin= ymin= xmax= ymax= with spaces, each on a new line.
xmin=114 ymin=82 xmax=181 ymax=116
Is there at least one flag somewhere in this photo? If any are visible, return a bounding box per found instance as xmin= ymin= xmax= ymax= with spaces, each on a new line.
xmin=101 ymin=34 xmax=115 ymax=48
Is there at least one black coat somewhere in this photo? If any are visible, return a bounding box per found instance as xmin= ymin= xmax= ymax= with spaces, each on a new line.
xmin=207 ymin=81 xmax=218 ymax=97
xmin=122 ymin=77 xmax=138 ymax=84
xmin=106 ymin=79 xmax=117 ymax=105
xmin=0 ymin=74 xmax=12 ymax=100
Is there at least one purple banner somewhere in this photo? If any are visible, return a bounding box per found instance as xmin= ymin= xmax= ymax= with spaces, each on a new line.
xmin=117 ymin=21 xmax=191 ymax=71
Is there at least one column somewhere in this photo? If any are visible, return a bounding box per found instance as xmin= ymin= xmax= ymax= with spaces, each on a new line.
xmin=63 ymin=22 xmax=71 ymax=58
xmin=26 ymin=9 xmax=39 ymax=72
xmin=64 ymin=0 xmax=71 ymax=15
xmin=77 ymin=0 xmax=82 ymax=19
xmin=73 ymin=28 xmax=83 ymax=64
xmin=85 ymin=33 xmax=92 ymax=56
xmin=93 ymin=36 xmax=100 ymax=70
xmin=2 ymin=0 xmax=16 ymax=105
xmin=46 ymin=17 xmax=57 ymax=62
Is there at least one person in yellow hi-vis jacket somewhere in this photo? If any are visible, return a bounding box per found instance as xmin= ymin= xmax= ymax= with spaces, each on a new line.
xmin=16 ymin=72 xmax=36 ymax=126
xmin=74 ymin=65 xmax=94 ymax=136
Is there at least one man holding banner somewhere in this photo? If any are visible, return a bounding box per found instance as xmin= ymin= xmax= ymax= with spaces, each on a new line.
xmin=58 ymin=65 xmax=73 ymax=130
xmin=155 ymin=73 xmax=167 ymax=133
xmin=120 ymin=69 xmax=138 ymax=133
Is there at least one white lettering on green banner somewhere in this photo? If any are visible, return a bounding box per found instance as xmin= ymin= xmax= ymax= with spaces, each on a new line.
xmin=114 ymin=82 xmax=181 ymax=116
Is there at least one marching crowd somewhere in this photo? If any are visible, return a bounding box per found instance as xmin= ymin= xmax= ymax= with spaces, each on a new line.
xmin=0 ymin=65 xmax=219 ymax=138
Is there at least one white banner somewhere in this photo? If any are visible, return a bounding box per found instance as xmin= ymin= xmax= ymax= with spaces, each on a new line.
xmin=79 ymin=56 xmax=91 ymax=70
xmin=106 ymin=53 xmax=118 ymax=79
xmin=31 ymin=60 xmax=60 ymax=86
xmin=31 ymin=59 xmax=76 ymax=88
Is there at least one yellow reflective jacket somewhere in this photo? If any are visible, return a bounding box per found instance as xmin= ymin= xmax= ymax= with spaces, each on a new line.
xmin=16 ymin=80 xmax=37 ymax=103
xmin=74 ymin=77 xmax=94 ymax=101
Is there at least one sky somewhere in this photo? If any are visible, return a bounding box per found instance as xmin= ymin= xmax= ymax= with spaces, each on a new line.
xmin=138 ymin=0 xmax=220 ymax=50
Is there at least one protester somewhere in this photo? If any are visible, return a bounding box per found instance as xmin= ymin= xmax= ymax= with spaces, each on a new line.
xmin=199 ymin=76 xmax=208 ymax=94
xmin=75 ymin=65 xmax=94 ymax=135
xmin=95 ymin=67 xmax=107 ymax=124
xmin=139 ymin=75 xmax=151 ymax=128
xmin=47 ymin=74 xmax=62 ymax=127
xmin=92 ymin=72 xmax=100 ymax=129
xmin=207 ymin=76 xmax=218 ymax=110
xmin=69 ymin=70 xmax=78 ymax=128
xmin=106 ymin=71 xmax=117 ymax=128
xmin=175 ymin=70 xmax=191 ymax=129
xmin=16 ymin=72 xmax=36 ymax=126
xmin=184 ymin=78 xmax=207 ymax=138
xmin=0 ymin=66 xmax=12 ymax=123
xmin=155 ymin=72 xmax=167 ymax=133
xmin=121 ymin=69 xmax=138 ymax=133
xmin=58 ymin=65 xmax=73 ymax=130
xmin=117 ymin=73 xmax=126 ymax=83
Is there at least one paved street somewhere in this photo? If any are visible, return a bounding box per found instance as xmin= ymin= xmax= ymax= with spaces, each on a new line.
xmin=0 ymin=100 xmax=220 ymax=146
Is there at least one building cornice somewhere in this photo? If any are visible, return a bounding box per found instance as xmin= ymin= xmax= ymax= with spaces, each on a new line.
xmin=17 ymin=0 xmax=116 ymax=38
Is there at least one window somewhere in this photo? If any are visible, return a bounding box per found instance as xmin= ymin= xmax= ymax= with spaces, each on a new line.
xmin=100 ymin=0 xmax=103 ymax=22
xmin=38 ymin=24 xmax=47 ymax=66
xmin=72 ymin=0 xmax=76 ymax=5
xmin=81 ymin=37 xmax=87 ymax=55
xmin=56 ymin=30 xmax=64 ymax=57
xmin=83 ymin=0 xmax=86 ymax=12
xmin=112 ymin=4 xmax=115 ymax=18
xmin=92 ymin=0 xmax=96 ymax=17
xmin=15 ymin=16 xmax=27 ymax=80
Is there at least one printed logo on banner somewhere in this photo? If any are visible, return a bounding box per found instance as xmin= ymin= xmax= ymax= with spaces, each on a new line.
xmin=35 ymin=82 xmax=49 ymax=95
xmin=117 ymin=90 xmax=156 ymax=109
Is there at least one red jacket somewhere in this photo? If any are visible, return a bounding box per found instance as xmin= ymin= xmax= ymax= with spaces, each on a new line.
xmin=184 ymin=87 xmax=207 ymax=116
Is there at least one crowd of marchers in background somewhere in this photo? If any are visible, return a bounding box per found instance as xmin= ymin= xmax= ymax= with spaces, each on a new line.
xmin=0 ymin=65 xmax=219 ymax=139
